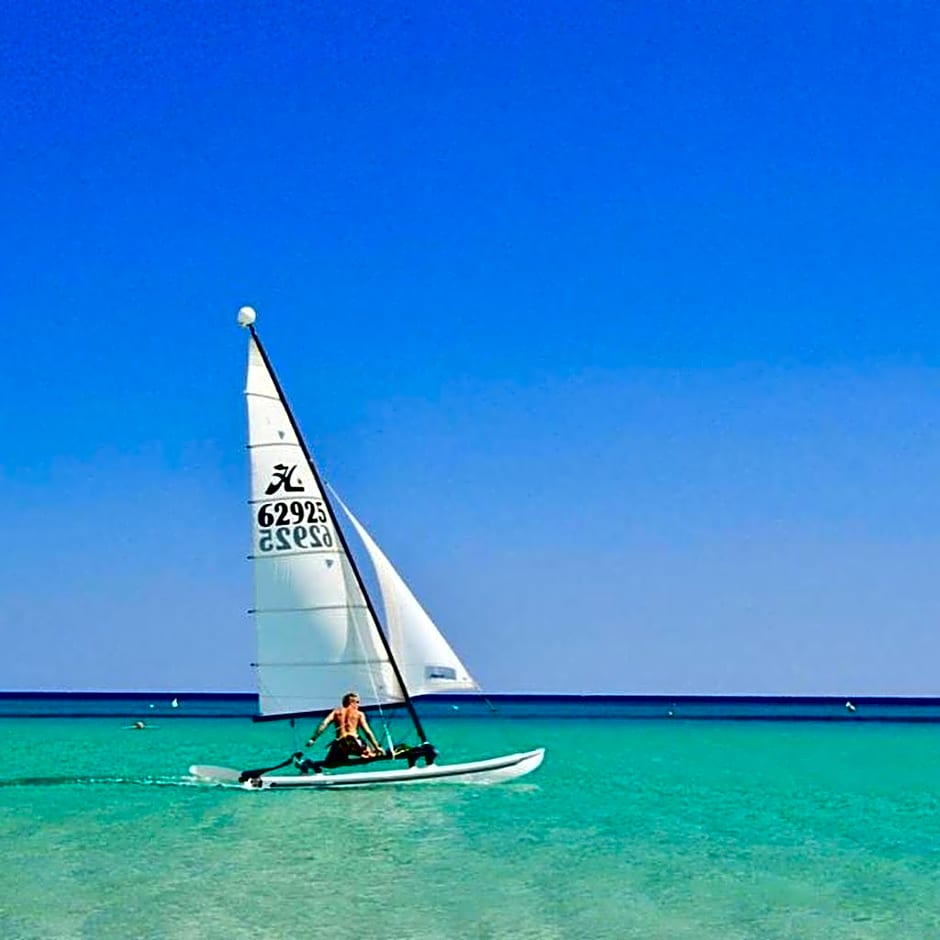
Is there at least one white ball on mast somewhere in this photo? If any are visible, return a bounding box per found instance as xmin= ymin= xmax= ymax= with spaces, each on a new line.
xmin=237 ymin=306 xmax=257 ymax=327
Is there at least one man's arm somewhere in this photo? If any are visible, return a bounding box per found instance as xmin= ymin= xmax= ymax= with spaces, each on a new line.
xmin=358 ymin=713 xmax=383 ymax=752
xmin=306 ymin=710 xmax=336 ymax=747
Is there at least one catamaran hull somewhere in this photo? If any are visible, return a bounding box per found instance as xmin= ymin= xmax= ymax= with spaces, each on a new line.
xmin=191 ymin=748 xmax=544 ymax=790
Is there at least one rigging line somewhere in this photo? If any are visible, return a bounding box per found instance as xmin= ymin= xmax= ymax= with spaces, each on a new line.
xmin=475 ymin=691 xmax=525 ymax=755
xmin=323 ymin=479 xmax=394 ymax=749
xmin=347 ymin=594 xmax=395 ymax=750
xmin=481 ymin=693 xmax=500 ymax=715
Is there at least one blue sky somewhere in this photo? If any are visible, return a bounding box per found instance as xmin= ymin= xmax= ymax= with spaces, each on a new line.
xmin=3 ymin=1 xmax=940 ymax=693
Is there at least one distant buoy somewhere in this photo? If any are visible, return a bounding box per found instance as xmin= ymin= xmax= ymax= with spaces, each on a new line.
xmin=171 ymin=698 xmax=179 ymax=708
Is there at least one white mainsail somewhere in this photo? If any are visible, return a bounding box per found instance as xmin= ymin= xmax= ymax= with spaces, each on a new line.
xmin=332 ymin=491 xmax=478 ymax=697
xmin=245 ymin=338 xmax=402 ymax=716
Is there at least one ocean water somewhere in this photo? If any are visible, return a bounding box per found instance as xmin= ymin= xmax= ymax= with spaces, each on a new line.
xmin=2 ymin=714 xmax=940 ymax=939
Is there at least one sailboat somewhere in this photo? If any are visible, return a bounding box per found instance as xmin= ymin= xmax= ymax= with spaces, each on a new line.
xmin=190 ymin=307 xmax=544 ymax=789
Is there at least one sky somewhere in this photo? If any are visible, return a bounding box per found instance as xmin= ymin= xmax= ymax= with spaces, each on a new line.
xmin=3 ymin=1 xmax=940 ymax=694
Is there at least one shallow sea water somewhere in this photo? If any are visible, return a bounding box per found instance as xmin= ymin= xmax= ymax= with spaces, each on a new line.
xmin=2 ymin=716 xmax=940 ymax=939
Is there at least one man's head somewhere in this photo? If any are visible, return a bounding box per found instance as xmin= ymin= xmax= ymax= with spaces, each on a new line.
xmin=342 ymin=692 xmax=360 ymax=707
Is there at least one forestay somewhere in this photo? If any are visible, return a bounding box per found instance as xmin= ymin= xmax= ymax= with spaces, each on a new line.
xmin=245 ymin=338 xmax=403 ymax=716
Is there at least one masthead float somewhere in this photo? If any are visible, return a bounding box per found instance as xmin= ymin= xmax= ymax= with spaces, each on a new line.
xmin=189 ymin=307 xmax=544 ymax=788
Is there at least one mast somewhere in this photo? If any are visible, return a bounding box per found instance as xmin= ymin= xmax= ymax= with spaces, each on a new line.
xmin=239 ymin=308 xmax=431 ymax=746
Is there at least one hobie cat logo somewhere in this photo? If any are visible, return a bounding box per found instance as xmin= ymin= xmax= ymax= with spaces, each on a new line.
xmin=265 ymin=464 xmax=305 ymax=495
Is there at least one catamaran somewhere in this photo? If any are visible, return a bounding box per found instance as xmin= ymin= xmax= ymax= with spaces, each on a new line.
xmin=190 ymin=307 xmax=544 ymax=789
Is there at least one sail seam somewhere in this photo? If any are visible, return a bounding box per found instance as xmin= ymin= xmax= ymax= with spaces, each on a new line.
xmin=255 ymin=659 xmax=392 ymax=667
xmin=247 ymin=496 xmax=330 ymax=505
xmin=253 ymin=603 xmax=369 ymax=613
xmin=248 ymin=550 xmax=347 ymax=560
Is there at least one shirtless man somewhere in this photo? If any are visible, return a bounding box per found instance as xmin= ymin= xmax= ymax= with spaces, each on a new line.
xmin=305 ymin=691 xmax=385 ymax=760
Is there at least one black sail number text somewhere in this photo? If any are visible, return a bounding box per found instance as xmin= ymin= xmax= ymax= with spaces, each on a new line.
xmin=257 ymin=523 xmax=334 ymax=553
xmin=257 ymin=499 xmax=328 ymax=527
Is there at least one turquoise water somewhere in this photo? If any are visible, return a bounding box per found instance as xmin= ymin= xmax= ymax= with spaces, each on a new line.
xmin=2 ymin=717 xmax=940 ymax=939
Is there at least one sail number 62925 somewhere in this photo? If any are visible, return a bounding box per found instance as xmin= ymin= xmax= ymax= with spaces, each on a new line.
xmin=257 ymin=499 xmax=327 ymax=527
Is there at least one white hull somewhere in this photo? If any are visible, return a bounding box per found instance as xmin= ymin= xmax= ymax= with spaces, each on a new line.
xmin=190 ymin=748 xmax=544 ymax=790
